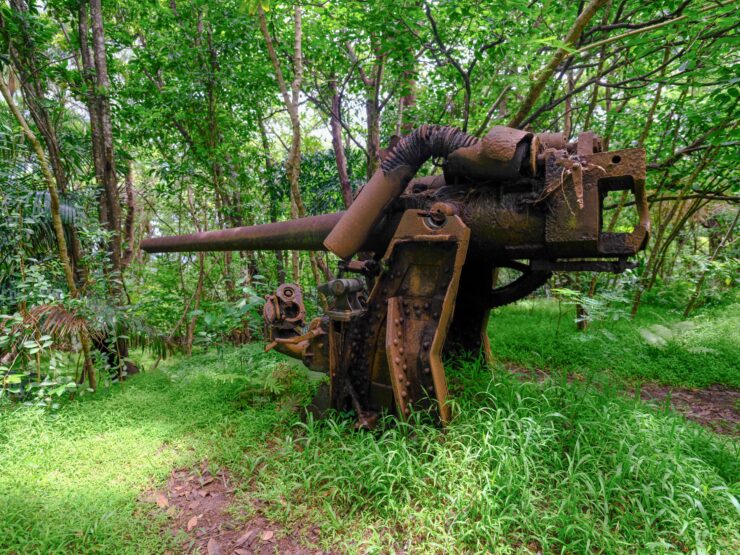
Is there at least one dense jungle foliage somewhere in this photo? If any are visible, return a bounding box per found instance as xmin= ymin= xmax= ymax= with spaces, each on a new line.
xmin=0 ymin=0 xmax=737 ymax=397
xmin=0 ymin=0 xmax=738 ymax=553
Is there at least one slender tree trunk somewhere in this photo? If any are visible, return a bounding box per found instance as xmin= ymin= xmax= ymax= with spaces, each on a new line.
xmin=1 ymin=77 xmax=96 ymax=390
xmin=345 ymin=41 xmax=383 ymax=179
xmin=4 ymin=2 xmax=66 ymax=190
xmin=581 ymin=3 xmax=612 ymax=131
xmin=683 ymin=209 xmax=738 ymax=318
xmin=121 ymin=160 xmax=137 ymax=268
xmin=79 ymin=0 xmax=114 ymax=299
xmin=185 ymin=253 xmax=206 ymax=355
xmin=329 ymin=80 xmax=353 ymax=208
xmin=631 ymin=201 xmax=683 ymax=318
xmin=258 ymin=4 xmax=323 ymax=291
xmin=78 ymin=1 xmax=104 ymax=186
xmin=365 ymin=93 xmax=381 ymax=178
xmin=588 ymin=61 xmax=668 ymax=297
xmin=563 ymin=72 xmax=574 ymax=140
xmin=2 ymin=2 xmax=87 ymax=285
xmin=258 ymin=115 xmax=286 ymax=282
xmin=648 ymin=198 xmax=706 ymax=290
xmin=631 ymin=148 xmax=717 ymax=317
xmin=398 ymin=75 xmax=417 ymax=136
xmin=83 ymin=0 xmax=138 ymax=377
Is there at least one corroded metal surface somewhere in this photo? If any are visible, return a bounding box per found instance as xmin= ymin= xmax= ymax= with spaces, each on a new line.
xmin=324 ymin=125 xmax=477 ymax=258
xmin=446 ymin=125 xmax=535 ymax=180
xmin=142 ymin=213 xmax=343 ymax=253
xmin=142 ymin=125 xmax=649 ymax=427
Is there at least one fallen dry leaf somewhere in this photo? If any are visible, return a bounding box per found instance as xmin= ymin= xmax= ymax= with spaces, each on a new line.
xmin=155 ymin=494 xmax=169 ymax=508
xmin=261 ymin=530 xmax=274 ymax=542
xmin=234 ymin=550 xmax=250 ymax=555
xmin=186 ymin=516 xmax=198 ymax=531
xmin=235 ymin=530 xmax=254 ymax=547
xmin=206 ymin=537 xmax=222 ymax=555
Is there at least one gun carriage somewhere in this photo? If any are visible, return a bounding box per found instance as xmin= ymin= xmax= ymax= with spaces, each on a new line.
xmin=143 ymin=125 xmax=649 ymax=427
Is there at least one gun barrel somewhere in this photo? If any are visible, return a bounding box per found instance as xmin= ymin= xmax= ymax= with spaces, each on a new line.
xmin=142 ymin=212 xmax=345 ymax=253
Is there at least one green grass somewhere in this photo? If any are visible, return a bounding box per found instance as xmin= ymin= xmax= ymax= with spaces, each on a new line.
xmin=0 ymin=309 xmax=738 ymax=554
xmin=260 ymin=362 xmax=739 ymax=554
xmin=0 ymin=347 xmax=292 ymax=554
xmin=488 ymin=300 xmax=740 ymax=388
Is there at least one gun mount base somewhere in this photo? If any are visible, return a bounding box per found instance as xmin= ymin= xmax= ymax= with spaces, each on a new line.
xmin=263 ymin=209 xmax=568 ymax=427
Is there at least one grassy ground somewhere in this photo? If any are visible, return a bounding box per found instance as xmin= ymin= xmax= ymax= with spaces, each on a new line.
xmin=0 ymin=302 xmax=738 ymax=554
xmin=489 ymin=300 xmax=740 ymax=388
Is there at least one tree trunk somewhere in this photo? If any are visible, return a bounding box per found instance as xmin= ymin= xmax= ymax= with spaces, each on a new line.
xmin=2 ymin=1 xmax=87 ymax=285
xmin=588 ymin=61 xmax=668 ymax=298
xmin=89 ymin=0 xmax=124 ymax=291
xmin=683 ymin=209 xmax=739 ymax=318
xmin=365 ymin=94 xmax=381 ymax=178
xmin=83 ymin=0 xmax=138 ymax=377
xmin=258 ymin=4 xmax=323 ymax=290
xmin=508 ymin=0 xmax=608 ymax=128
xmin=78 ymin=0 xmax=104 ymax=189
xmin=631 ymin=148 xmax=717 ymax=317
xmin=258 ymin=115 xmax=286 ymax=283
xmin=398 ymin=75 xmax=417 ymax=136
xmin=329 ymin=80 xmax=353 ymax=208
xmin=121 ymin=160 xmax=137 ymax=268
xmin=185 ymin=253 xmax=206 ymax=355
xmin=345 ymin=41 xmax=383 ymax=179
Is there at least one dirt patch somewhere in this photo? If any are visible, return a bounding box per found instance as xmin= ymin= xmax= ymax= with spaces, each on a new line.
xmin=504 ymin=363 xmax=739 ymax=435
xmin=638 ymin=383 xmax=739 ymax=435
xmin=143 ymin=463 xmax=327 ymax=554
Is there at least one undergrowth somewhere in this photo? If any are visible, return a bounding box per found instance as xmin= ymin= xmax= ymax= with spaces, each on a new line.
xmin=488 ymin=300 xmax=740 ymax=388
xmin=256 ymin=359 xmax=739 ymax=554
xmin=0 ymin=305 xmax=738 ymax=554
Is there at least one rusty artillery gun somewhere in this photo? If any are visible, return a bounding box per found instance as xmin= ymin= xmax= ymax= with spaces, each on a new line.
xmin=142 ymin=125 xmax=649 ymax=427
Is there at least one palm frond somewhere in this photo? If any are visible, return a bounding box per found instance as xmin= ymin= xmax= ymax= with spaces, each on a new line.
xmin=2 ymin=301 xmax=174 ymax=360
xmin=31 ymin=191 xmax=80 ymax=226
xmin=28 ymin=304 xmax=98 ymax=343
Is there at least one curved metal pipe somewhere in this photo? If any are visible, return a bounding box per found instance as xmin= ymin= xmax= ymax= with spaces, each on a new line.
xmin=323 ymin=125 xmax=477 ymax=258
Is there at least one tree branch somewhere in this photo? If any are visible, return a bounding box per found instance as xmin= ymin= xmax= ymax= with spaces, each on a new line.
xmin=508 ymin=0 xmax=608 ymax=128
